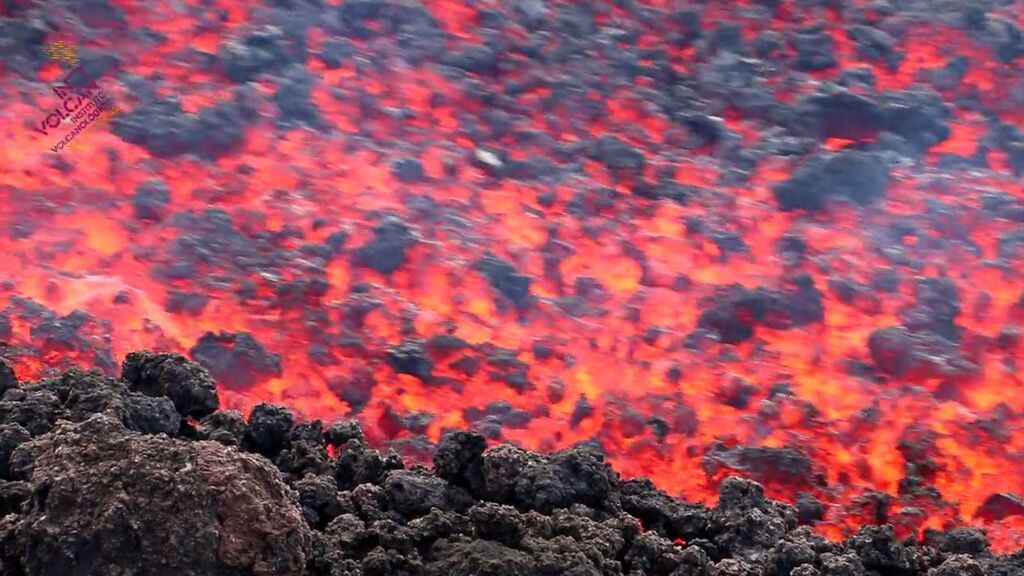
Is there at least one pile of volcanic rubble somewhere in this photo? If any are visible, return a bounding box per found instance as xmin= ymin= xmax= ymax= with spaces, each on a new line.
xmin=0 ymin=353 xmax=1019 ymax=576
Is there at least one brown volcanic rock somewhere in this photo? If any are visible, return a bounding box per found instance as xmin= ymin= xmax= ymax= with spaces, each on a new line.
xmin=0 ymin=414 xmax=310 ymax=576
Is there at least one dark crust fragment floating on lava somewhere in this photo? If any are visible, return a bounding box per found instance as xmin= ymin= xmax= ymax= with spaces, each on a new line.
xmin=0 ymin=359 xmax=1022 ymax=575
xmin=189 ymin=331 xmax=284 ymax=390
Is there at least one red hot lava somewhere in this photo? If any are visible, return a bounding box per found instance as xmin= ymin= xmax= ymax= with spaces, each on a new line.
xmin=2 ymin=0 xmax=1024 ymax=553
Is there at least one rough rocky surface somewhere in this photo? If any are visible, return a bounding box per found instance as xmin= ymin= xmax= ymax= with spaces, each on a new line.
xmin=1 ymin=415 xmax=309 ymax=576
xmin=0 ymin=353 xmax=1020 ymax=575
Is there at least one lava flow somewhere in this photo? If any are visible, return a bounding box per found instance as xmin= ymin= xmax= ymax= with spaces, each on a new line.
xmin=2 ymin=0 xmax=1024 ymax=554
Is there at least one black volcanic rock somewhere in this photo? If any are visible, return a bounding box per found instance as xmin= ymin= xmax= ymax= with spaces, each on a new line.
xmin=327 ymin=365 xmax=377 ymax=411
xmin=198 ymin=410 xmax=247 ymax=447
xmin=878 ymin=89 xmax=951 ymax=154
xmin=318 ymin=37 xmax=353 ymax=68
xmin=773 ymin=150 xmax=890 ymax=211
xmin=122 ymin=351 xmax=219 ymax=418
xmin=164 ymin=291 xmax=210 ymax=316
xmin=132 ymin=179 xmax=171 ymax=222
xmin=274 ymin=64 xmax=319 ymax=124
xmin=111 ymin=97 xmax=248 ymax=160
xmin=795 ymin=89 xmax=884 ymax=141
xmin=594 ymin=135 xmax=646 ymax=176
xmin=0 ymin=359 xmax=16 ymax=397
xmin=475 ymin=252 xmax=533 ymax=310
xmin=0 ymin=16 xmax=48 ymax=77
xmin=336 ymin=0 xmax=441 ymax=40
xmin=976 ymin=492 xmax=1024 ymax=521
xmin=791 ymin=26 xmax=837 ymax=71
xmin=386 ymin=338 xmax=434 ymax=383
xmin=698 ymin=304 xmax=756 ymax=344
xmin=243 ymin=403 xmax=295 ymax=459
xmin=352 ymin=217 xmax=416 ymax=275
xmin=697 ymin=279 xmax=824 ymax=343
xmin=704 ymin=445 xmax=814 ymax=487
xmin=220 ymin=25 xmax=297 ymax=82
xmin=391 ymin=158 xmax=427 ymax=183
xmin=189 ymin=332 xmax=283 ymax=391
xmin=848 ymin=25 xmax=901 ymax=69
xmin=868 ymin=326 xmax=978 ymax=381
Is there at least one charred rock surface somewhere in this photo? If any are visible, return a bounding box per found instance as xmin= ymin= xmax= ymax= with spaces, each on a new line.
xmin=0 ymin=358 xmax=1019 ymax=575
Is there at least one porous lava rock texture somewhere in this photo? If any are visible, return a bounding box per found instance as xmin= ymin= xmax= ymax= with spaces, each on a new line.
xmin=2 ymin=415 xmax=310 ymax=576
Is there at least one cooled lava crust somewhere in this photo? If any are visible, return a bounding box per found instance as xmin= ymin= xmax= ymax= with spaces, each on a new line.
xmin=2 ymin=0 xmax=1024 ymax=554
xmin=0 ymin=353 xmax=1023 ymax=576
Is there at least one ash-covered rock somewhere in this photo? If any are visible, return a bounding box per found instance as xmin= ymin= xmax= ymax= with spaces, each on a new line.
xmin=0 ymin=357 xmax=1018 ymax=575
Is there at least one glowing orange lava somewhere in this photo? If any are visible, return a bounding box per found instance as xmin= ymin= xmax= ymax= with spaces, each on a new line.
xmin=2 ymin=0 xmax=1024 ymax=553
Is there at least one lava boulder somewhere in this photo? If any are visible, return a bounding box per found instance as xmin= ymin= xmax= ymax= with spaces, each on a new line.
xmin=1 ymin=414 xmax=310 ymax=576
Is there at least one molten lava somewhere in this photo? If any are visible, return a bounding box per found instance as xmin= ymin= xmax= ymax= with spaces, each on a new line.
xmin=2 ymin=0 xmax=1024 ymax=553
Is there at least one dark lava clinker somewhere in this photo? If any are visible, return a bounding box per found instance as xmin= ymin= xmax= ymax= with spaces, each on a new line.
xmin=132 ymin=178 xmax=172 ymax=222
xmin=868 ymin=325 xmax=978 ymax=382
xmin=122 ymin=351 xmax=219 ymax=418
xmin=188 ymin=331 xmax=284 ymax=391
xmin=0 ymin=356 xmax=1020 ymax=575
xmin=773 ymin=150 xmax=891 ymax=212
xmin=696 ymin=278 xmax=825 ymax=344
xmin=110 ymin=93 xmax=252 ymax=160
xmin=7 ymin=414 xmax=310 ymax=576
xmin=352 ymin=216 xmax=416 ymax=275
xmin=475 ymin=252 xmax=534 ymax=312
xmin=219 ymin=25 xmax=299 ymax=82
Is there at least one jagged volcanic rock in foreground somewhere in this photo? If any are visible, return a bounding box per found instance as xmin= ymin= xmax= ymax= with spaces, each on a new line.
xmin=0 ymin=353 xmax=1021 ymax=576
